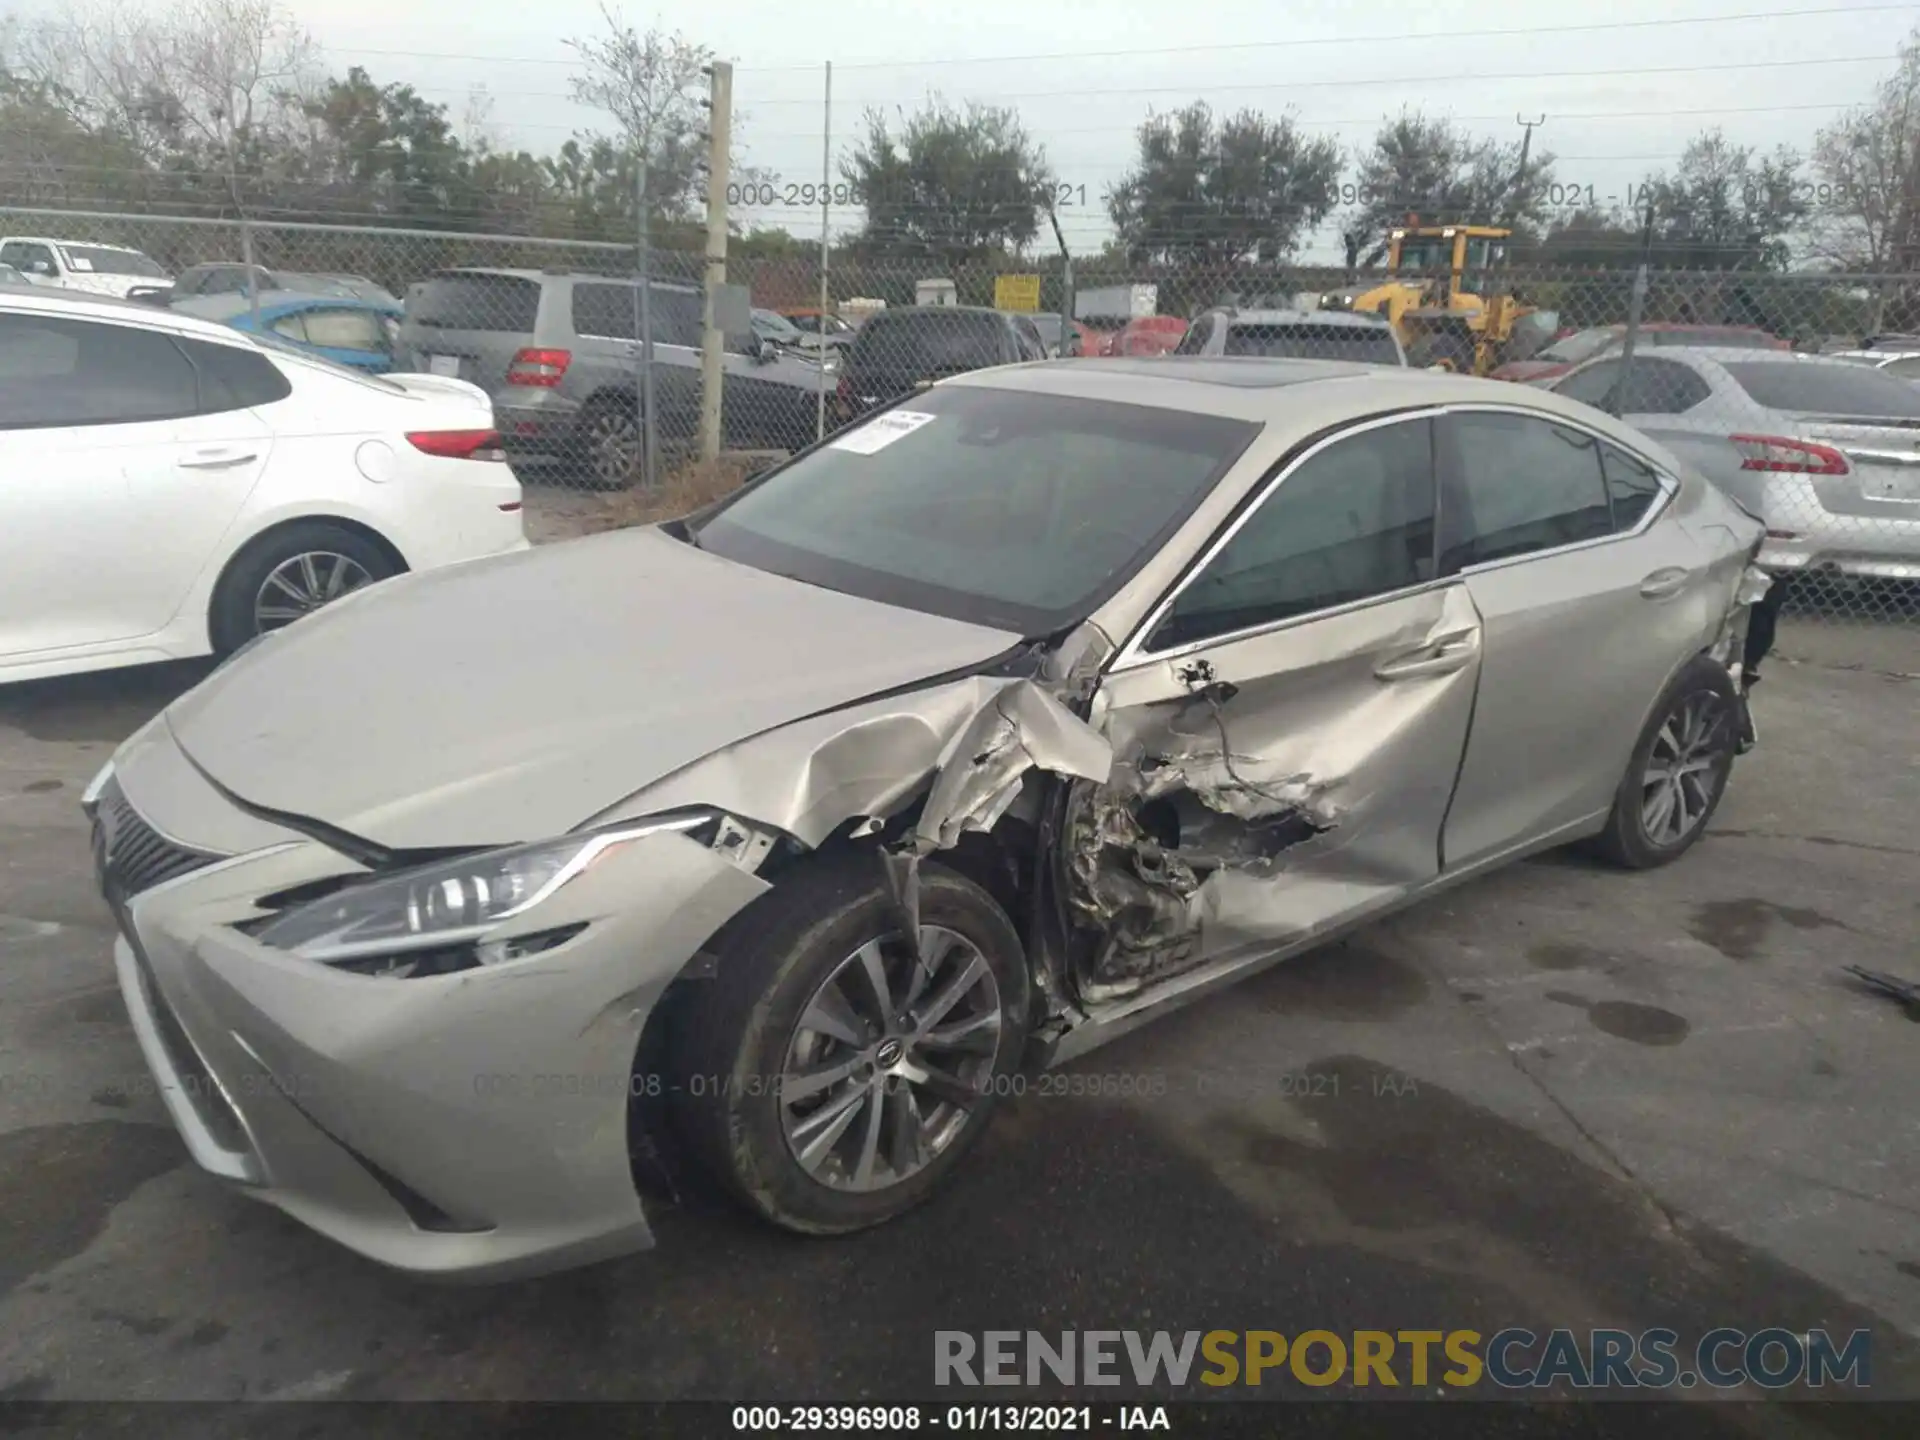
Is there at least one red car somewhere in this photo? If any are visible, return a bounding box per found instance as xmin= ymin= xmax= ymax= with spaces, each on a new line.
xmin=1103 ymin=315 xmax=1189 ymax=357
xmin=1492 ymin=323 xmax=1789 ymax=385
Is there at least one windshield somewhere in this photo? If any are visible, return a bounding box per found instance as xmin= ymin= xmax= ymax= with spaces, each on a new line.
xmin=1723 ymin=361 xmax=1920 ymax=417
xmin=1223 ymin=323 xmax=1401 ymax=365
xmin=754 ymin=311 xmax=805 ymax=343
xmin=1394 ymin=238 xmax=1452 ymax=272
xmin=57 ymin=245 xmax=166 ymax=278
xmin=1028 ymin=314 xmax=1064 ymax=344
xmin=692 ymin=386 xmax=1260 ymax=633
xmin=1536 ymin=328 xmax=1619 ymax=365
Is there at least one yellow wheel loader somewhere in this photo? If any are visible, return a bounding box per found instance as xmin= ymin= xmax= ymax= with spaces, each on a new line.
xmin=1319 ymin=224 xmax=1556 ymax=376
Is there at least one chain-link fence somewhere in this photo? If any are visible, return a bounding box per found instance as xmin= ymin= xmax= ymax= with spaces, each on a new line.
xmin=6 ymin=205 xmax=1919 ymax=646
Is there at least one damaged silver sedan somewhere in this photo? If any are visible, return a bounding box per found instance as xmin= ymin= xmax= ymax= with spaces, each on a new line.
xmin=85 ymin=358 xmax=1766 ymax=1278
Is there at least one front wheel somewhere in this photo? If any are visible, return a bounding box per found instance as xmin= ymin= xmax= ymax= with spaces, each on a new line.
xmin=1588 ymin=655 xmax=1740 ymax=869
xmin=671 ymin=856 xmax=1030 ymax=1234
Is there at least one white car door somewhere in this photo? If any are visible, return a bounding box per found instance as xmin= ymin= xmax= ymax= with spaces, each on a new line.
xmin=0 ymin=311 xmax=273 ymax=662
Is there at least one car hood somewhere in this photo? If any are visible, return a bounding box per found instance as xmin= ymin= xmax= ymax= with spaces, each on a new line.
xmin=56 ymin=272 xmax=165 ymax=298
xmin=163 ymin=527 xmax=1022 ymax=850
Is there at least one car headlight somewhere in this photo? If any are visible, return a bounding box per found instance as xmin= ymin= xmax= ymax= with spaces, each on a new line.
xmin=251 ymin=812 xmax=716 ymax=969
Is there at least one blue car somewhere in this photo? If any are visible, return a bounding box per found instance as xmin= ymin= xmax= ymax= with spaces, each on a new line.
xmin=171 ymin=290 xmax=404 ymax=373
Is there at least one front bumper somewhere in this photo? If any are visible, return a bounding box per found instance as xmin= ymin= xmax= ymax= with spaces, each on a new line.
xmin=96 ymin=736 xmax=769 ymax=1281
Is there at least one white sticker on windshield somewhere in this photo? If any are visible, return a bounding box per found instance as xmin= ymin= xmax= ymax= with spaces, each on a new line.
xmin=67 ymin=256 xmax=93 ymax=271
xmin=830 ymin=409 xmax=936 ymax=454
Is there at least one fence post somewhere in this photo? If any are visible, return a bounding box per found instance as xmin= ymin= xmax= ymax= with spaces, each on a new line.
xmin=815 ymin=60 xmax=833 ymax=444
xmin=700 ymin=61 xmax=733 ymax=464
xmin=1611 ymin=194 xmax=1656 ymax=416
xmin=636 ymin=154 xmax=658 ymax=491
xmin=239 ymin=217 xmax=259 ymax=328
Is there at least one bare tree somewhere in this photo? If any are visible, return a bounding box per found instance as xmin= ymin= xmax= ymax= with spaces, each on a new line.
xmin=12 ymin=0 xmax=319 ymax=211
xmin=562 ymin=4 xmax=734 ymax=223
xmin=1811 ymin=32 xmax=1920 ymax=269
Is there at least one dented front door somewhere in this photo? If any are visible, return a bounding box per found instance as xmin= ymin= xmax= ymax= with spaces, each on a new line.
xmin=1071 ymin=413 xmax=1484 ymax=1001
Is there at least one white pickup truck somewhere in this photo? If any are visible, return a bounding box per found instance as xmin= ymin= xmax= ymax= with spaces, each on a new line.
xmin=0 ymin=236 xmax=172 ymax=299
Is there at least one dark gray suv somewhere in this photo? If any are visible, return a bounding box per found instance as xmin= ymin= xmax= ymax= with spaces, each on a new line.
xmin=394 ymin=269 xmax=835 ymax=487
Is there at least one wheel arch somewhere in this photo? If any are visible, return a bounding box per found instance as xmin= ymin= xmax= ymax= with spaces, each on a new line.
xmin=202 ymin=513 xmax=410 ymax=647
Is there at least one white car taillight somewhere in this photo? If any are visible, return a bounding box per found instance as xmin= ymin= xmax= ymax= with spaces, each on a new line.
xmin=407 ymin=429 xmax=507 ymax=462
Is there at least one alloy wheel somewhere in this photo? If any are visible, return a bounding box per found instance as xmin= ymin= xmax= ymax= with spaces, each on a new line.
xmin=1640 ymin=689 xmax=1730 ymax=847
xmin=587 ymin=409 xmax=640 ymax=485
xmin=253 ymin=551 xmax=374 ymax=634
xmin=779 ymin=925 xmax=1002 ymax=1194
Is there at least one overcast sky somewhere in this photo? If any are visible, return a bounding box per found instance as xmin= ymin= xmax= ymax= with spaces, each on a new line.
xmin=23 ymin=0 xmax=1920 ymax=258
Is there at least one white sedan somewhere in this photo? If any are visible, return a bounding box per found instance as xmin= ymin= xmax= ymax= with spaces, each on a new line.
xmin=0 ymin=289 xmax=528 ymax=685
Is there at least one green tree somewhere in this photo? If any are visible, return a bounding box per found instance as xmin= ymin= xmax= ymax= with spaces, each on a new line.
xmin=1339 ymin=110 xmax=1558 ymax=273
xmin=841 ymin=96 xmax=1054 ymax=267
xmin=1107 ymin=101 xmax=1341 ymax=267
xmin=1646 ymin=129 xmax=1807 ymax=270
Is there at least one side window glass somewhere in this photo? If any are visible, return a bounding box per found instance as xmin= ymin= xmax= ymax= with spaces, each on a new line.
xmin=270 ymin=314 xmax=309 ymax=342
xmin=1619 ymin=358 xmax=1708 ymax=415
xmin=0 ymin=314 xmax=197 ymax=428
xmin=179 ymin=338 xmax=293 ymax=413
xmin=1150 ymin=419 xmax=1436 ymax=651
xmin=1441 ymin=412 xmax=1612 ymax=570
xmin=1601 ymin=442 xmax=1664 ymax=531
xmin=1555 ymin=359 xmax=1620 ymax=409
xmin=301 ymin=309 xmax=386 ymax=351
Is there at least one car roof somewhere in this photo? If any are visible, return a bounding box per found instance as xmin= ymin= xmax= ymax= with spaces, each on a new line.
xmin=0 ymin=235 xmax=148 ymax=253
xmin=0 ymin=285 xmax=262 ymax=345
xmin=1594 ymin=345 xmax=1852 ymax=368
xmin=951 ymin=356 xmax=1673 ymax=435
xmin=1217 ymin=308 xmax=1392 ymax=329
xmin=424 ymin=266 xmax=698 ymax=293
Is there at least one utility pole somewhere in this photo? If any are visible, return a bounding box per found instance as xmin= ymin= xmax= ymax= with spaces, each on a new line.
xmin=699 ymin=61 xmax=733 ymax=463
xmin=1045 ymin=198 xmax=1074 ymax=354
xmin=1507 ymin=114 xmax=1545 ymax=229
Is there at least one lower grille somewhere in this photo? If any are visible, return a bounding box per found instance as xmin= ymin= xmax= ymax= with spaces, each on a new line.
xmin=91 ymin=777 xmax=224 ymax=904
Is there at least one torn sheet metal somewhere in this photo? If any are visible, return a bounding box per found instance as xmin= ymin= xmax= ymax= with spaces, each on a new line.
xmin=909 ymin=682 xmax=1113 ymax=855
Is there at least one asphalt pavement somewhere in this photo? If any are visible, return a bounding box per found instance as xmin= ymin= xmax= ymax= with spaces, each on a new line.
xmin=1 ymin=643 xmax=1917 ymax=1435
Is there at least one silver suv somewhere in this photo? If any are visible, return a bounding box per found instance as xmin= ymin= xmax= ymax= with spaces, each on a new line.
xmin=394 ymin=269 xmax=834 ymax=487
xmin=1173 ymin=307 xmax=1406 ymax=366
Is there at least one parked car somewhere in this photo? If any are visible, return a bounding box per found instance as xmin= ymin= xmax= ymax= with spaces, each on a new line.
xmin=1173 ymin=308 xmax=1406 ymax=366
xmin=833 ymin=305 xmax=1046 ymax=421
xmin=1825 ymin=347 xmax=1920 ymax=380
xmin=1493 ymin=323 xmax=1788 ymax=385
xmin=85 ymin=357 xmax=1763 ymax=1278
xmin=0 ymin=288 xmax=526 ymax=685
xmin=1104 ymin=314 xmax=1189 ymax=357
xmin=172 ymin=291 xmax=404 ymax=373
xmin=780 ymin=308 xmax=858 ymax=351
xmin=0 ymin=236 xmax=171 ymax=299
xmin=167 ymin=263 xmax=401 ymax=307
xmin=394 ymin=268 xmax=832 ymax=487
xmin=1550 ymin=346 xmax=1920 ymax=582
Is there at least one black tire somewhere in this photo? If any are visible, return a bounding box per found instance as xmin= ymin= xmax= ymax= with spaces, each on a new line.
xmin=1587 ymin=655 xmax=1741 ymax=870
xmin=572 ymin=396 xmax=642 ymax=491
xmin=671 ymin=854 xmax=1030 ymax=1235
xmin=208 ymin=520 xmax=399 ymax=656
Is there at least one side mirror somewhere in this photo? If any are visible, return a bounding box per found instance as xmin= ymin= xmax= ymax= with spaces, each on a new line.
xmin=27 ymin=260 xmax=52 ymax=276
xmin=754 ymin=336 xmax=777 ymax=363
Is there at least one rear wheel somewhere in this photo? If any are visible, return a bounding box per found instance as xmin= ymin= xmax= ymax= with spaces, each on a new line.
xmin=1588 ymin=655 xmax=1740 ymax=869
xmin=208 ymin=521 xmax=399 ymax=655
xmin=574 ymin=397 xmax=642 ymax=490
xmin=671 ymin=856 xmax=1029 ymax=1234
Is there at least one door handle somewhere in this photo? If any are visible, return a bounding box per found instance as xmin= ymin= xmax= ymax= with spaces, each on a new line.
xmin=1639 ymin=567 xmax=1691 ymax=600
xmin=1374 ymin=629 xmax=1480 ymax=681
xmin=179 ymin=449 xmax=259 ymax=471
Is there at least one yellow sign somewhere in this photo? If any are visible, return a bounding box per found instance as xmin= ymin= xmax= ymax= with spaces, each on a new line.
xmin=994 ymin=274 xmax=1042 ymax=312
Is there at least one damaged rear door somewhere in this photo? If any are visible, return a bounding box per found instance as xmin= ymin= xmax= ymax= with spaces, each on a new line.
xmin=1070 ymin=411 xmax=1484 ymax=1005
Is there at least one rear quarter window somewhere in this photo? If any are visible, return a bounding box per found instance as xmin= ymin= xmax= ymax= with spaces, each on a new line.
xmin=1722 ymin=361 xmax=1920 ymax=418
xmin=408 ymin=274 xmax=541 ymax=333
xmin=1223 ymin=323 xmax=1401 ymax=364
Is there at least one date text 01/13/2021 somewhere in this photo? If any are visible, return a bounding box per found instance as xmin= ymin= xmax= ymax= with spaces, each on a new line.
xmin=730 ymin=1406 xmax=1171 ymax=1431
